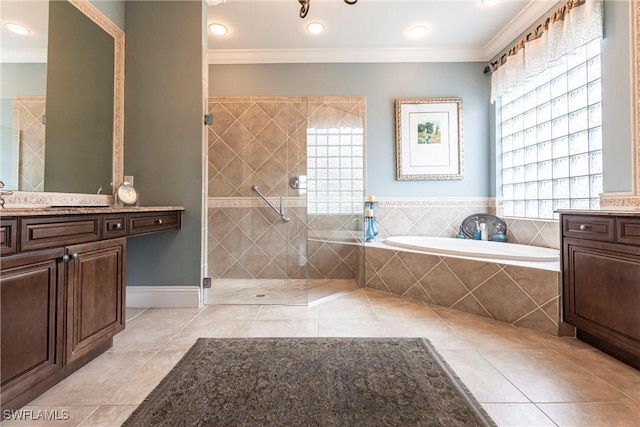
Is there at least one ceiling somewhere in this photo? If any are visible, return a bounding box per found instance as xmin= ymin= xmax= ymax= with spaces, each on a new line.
xmin=0 ymin=0 xmax=558 ymax=64
xmin=206 ymin=0 xmax=558 ymax=64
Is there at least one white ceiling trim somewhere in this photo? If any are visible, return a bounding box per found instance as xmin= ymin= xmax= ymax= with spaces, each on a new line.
xmin=483 ymin=0 xmax=557 ymax=60
xmin=208 ymin=47 xmax=489 ymax=64
xmin=1 ymin=49 xmax=47 ymax=63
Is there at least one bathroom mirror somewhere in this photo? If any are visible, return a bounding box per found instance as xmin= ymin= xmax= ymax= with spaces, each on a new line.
xmin=0 ymin=0 xmax=123 ymax=196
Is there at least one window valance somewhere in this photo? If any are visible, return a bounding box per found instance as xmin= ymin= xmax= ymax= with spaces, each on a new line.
xmin=490 ymin=0 xmax=603 ymax=103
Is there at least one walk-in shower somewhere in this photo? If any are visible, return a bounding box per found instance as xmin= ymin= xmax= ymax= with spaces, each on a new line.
xmin=205 ymin=96 xmax=366 ymax=305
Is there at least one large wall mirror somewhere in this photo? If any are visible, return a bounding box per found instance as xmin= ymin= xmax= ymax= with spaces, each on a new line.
xmin=0 ymin=0 xmax=123 ymax=199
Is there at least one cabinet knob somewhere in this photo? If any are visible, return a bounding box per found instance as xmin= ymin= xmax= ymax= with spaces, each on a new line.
xmin=579 ymin=224 xmax=590 ymax=231
xmin=71 ymin=253 xmax=79 ymax=260
xmin=112 ymin=223 xmax=122 ymax=230
xmin=155 ymin=219 xmax=163 ymax=225
xmin=62 ymin=254 xmax=70 ymax=262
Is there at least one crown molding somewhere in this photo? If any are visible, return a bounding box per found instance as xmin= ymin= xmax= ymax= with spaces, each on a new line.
xmin=208 ymin=47 xmax=488 ymax=64
xmin=483 ymin=0 xmax=558 ymax=61
xmin=0 ymin=49 xmax=47 ymax=63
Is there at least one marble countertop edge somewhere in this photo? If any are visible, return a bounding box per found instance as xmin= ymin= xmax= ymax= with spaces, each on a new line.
xmin=0 ymin=205 xmax=185 ymax=217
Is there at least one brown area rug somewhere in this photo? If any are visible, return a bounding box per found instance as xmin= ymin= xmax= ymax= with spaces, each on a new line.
xmin=123 ymin=338 xmax=496 ymax=427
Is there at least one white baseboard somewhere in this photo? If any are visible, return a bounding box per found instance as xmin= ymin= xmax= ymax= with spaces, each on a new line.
xmin=126 ymin=286 xmax=201 ymax=308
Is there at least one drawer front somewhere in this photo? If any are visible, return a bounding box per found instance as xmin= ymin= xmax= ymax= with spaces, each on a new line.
xmin=1 ymin=219 xmax=18 ymax=256
xmin=617 ymin=217 xmax=640 ymax=246
xmin=20 ymin=216 xmax=101 ymax=251
xmin=127 ymin=211 xmax=181 ymax=236
xmin=103 ymin=214 xmax=127 ymax=239
xmin=562 ymin=215 xmax=615 ymax=241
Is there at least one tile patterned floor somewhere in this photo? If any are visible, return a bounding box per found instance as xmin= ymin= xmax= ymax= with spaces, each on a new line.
xmin=4 ymin=288 xmax=639 ymax=426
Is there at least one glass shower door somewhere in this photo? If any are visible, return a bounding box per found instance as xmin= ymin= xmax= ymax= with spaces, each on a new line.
xmin=205 ymin=96 xmax=308 ymax=305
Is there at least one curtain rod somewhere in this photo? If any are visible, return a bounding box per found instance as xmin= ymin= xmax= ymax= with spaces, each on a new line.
xmin=483 ymin=0 xmax=586 ymax=74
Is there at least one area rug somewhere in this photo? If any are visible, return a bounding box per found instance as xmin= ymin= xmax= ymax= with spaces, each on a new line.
xmin=123 ymin=338 xmax=496 ymax=427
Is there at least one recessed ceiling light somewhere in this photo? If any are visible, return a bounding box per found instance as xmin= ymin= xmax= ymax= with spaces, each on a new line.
xmin=306 ymin=22 xmax=324 ymax=35
xmin=482 ymin=0 xmax=501 ymax=6
xmin=409 ymin=26 xmax=428 ymax=39
xmin=5 ymin=23 xmax=31 ymax=36
xmin=209 ymin=23 xmax=228 ymax=36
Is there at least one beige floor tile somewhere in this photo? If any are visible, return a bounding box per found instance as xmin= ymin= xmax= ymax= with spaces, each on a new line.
xmin=369 ymin=296 xmax=439 ymax=319
xmin=248 ymin=319 xmax=319 ymax=337
xmin=435 ymin=309 xmax=550 ymax=350
xmin=77 ymin=405 xmax=137 ymax=426
xmin=256 ymin=304 xmax=319 ymax=320
xmin=163 ymin=320 xmax=254 ymax=351
xmin=379 ymin=317 xmax=474 ymax=350
xmin=103 ymin=351 xmax=186 ymax=406
xmin=125 ymin=307 xmax=146 ymax=321
xmin=555 ymin=348 xmax=640 ymax=402
xmin=194 ymin=304 xmax=262 ymax=320
xmin=439 ymin=350 xmax=530 ymax=403
xmin=483 ymin=349 xmax=635 ymax=403
xmin=317 ymin=292 xmax=379 ymax=320
xmin=135 ymin=307 xmax=206 ymax=319
xmin=0 ymin=406 xmax=97 ymax=427
xmin=481 ymin=403 xmax=556 ymax=426
xmin=318 ymin=318 xmax=388 ymax=337
xmin=537 ymin=402 xmax=640 ymax=427
xmin=111 ymin=318 xmax=192 ymax=352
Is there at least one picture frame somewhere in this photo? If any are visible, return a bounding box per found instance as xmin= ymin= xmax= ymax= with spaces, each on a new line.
xmin=395 ymin=97 xmax=463 ymax=180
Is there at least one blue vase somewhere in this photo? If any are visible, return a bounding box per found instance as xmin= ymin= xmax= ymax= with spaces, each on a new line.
xmin=365 ymin=217 xmax=376 ymax=242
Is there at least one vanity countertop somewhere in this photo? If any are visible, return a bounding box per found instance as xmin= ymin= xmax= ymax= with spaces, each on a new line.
xmin=556 ymin=208 xmax=640 ymax=217
xmin=0 ymin=205 xmax=185 ymax=217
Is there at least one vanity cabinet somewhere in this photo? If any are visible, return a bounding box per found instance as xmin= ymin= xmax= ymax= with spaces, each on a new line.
xmin=65 ymin=238 xmax=125 ymax=364
xmin=0 ymin=248 xmax=65 ymax=409
xmin=0 ymin=208 xmax=182 ymax=412
xmin=561 ymin=212 xmax=640 ymax=369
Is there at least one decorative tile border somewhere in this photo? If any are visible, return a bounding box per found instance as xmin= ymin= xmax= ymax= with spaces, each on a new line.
xmin=373 ymin=197 xmax=494 ymax=208
xmin=208 ymin=197 xmax=306 ymax=208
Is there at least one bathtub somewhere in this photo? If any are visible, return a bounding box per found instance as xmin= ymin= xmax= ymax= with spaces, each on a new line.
xmin=384 ymin=236 xmax=559 ymax=262
xmin=364 ymin=236 xmax=564 ymax=336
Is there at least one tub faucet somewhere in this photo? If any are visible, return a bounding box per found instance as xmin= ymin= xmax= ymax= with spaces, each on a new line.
xmin=0 ymin=180 xmax=13 ymax=209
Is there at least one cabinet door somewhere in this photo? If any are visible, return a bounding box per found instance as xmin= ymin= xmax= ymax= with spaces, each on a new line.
xmin=1 ymin=248 xmax=65 ymax=408
xmin=563 ymin=238 xmax=640 ymax=362
xmin=66 ymin=238 xmax=126 ymax=363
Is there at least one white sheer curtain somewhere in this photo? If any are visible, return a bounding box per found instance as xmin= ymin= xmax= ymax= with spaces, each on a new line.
xmin=490 ymin=0 xmax=604 ymax=103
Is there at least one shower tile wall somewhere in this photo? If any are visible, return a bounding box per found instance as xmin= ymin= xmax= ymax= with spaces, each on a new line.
xmin=207 ymin=96 xmax=307 ymax=282
xmin=13 ymin=97 xmax=46 ymax=191
xmin=207 ymin=96 xmax=366 ymax=283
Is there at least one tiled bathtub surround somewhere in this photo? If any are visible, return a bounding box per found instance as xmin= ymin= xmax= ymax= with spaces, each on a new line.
xmin=364 ymin=245 xmax=562 ymax=336
xmin=371 ymin=197 xmax=560 ymax=250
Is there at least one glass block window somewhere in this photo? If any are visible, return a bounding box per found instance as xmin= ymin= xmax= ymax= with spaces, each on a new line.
xmin=307 ymin=127 xmax=365 ymax=214
xmin=499 ymin=39 xmax=602 ymax=219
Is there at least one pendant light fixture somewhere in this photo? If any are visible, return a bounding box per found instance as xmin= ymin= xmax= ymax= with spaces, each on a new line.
xmin=298 ymin=0 xmax=358 ymax=19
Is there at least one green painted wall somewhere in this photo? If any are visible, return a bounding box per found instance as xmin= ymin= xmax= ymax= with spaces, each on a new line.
xmin=124 ymin=0 xmax=204 ymax=287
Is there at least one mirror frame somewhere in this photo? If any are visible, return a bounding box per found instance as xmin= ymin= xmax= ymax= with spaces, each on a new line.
xmin=5 ymin=0 xmax=123 ymax=206
xmin=601 ymin=0 xmax=640 ymax=207
xmin=68 ymin=0 xmax=124 ymax=191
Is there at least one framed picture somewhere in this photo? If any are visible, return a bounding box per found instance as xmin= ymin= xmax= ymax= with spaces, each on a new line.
xmin=395 ymin=97 xmax=463 ymax=180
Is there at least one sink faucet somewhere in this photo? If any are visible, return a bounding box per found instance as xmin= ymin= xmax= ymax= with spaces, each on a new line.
xmin=0 ymin=180 xmax=14 ymax=209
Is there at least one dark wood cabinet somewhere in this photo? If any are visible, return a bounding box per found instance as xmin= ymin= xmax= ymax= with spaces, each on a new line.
xmin=66 ymin=238 xmax=126 ymax=363
xmin=0 ymin=208 xmax=181 ymax=413
xmin=561 ymin=212 xmax=640 ymax=369
xmin=1 ymin=248 xmax=65 ymax=409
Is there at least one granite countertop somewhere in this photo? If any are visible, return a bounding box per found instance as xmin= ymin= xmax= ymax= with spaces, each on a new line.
xmin=0 ymin=205 xmax=185 ymax=217
xmin=556 ymin=208 xmax=640 ymax=217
